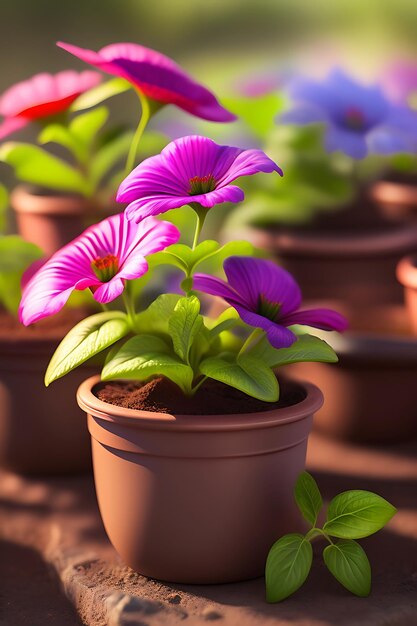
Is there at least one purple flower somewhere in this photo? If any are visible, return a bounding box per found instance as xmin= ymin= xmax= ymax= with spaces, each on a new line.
xmin=193 ymin=256 xmax=347 ymax=348
xmin=283 ymin=68 xmax=417 ymax=159
xmin=19 ymin=214 xmax=179 ymax=326
xmin=57 ymin=41 xmax=236 ymax=123
xmin=117 ymin=135 xmax=283 ymax=223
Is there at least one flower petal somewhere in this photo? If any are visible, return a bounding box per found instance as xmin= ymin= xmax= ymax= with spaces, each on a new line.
xmin=217 ymin=148 xmax=283 ymax=187
xmin=223 ymin=257 xmax=302 ymax=314
xmin=0 ymin=116 xmax=29 ymax=139
xmin=192 ymin=273 xmax=247 ymax=307
xmin=280 ymin=308 xmax=348 ymax=332
xmin=93 ymin=277 xmax=125 ymax=303
xmin=233 ymin=306 xmax=297 ymax=348
xmin=325 ymin=126 xmax=368 ymax=159
xmin=57 ymin=42 xmax=236 ymax=123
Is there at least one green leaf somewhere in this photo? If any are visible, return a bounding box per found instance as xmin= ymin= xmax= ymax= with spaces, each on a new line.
xmin=0 ymin=142 xmax=91 ymax=195
xmin=323 ymin=540 xmax=371 ymax=597
xmin=223 ymin=93 xmax=286 ymax=140
xmin=90 ymin=130 xmax=134 ymax=185
xmin=194 ymin=240 xmax=255 ymax=274
xmin=265 ymin=533 xmax=313 ymax=602
xmin=101 ymin=334 xmax=193 ymax=393
xmin=45 ymin=312 xmax=130 ymax=386
xmin=0 ymin=235 xmax=43 ymax=314
xmin=200 ymin=354 xmax=279 ymax=402
xmin=205 ymin=307 xmax=240 ymax=338
xmin=71 ymin=77 xmax=131 ymax=111
xmin=134 ymin=294 xmax=181 ymax=335
xmin=169 ymin=296 xmax=203 ymax=363
xmin=38 ymin=123 xmax=87 ymax=163
xmin=323 ymin=490 xmax=397 ymax=539
xmin=249 ymin=333 xmax=338 ymax=368
xmin=69 ymin=106 xmax=109 ymax=148
xmin=294 ymin=472 xmax=323 ymax=527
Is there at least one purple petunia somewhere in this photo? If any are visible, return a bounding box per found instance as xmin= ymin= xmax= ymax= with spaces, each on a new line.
xmin=117 ymin=135 xmax=283 ymax=223
xmin=282 ymin=68 xmax=417 ymax=159
xmin=57 ymin=41 xmax=236 ymax=123
xmin=19 ymin=214 xmax=180 ymax=326
xmin=193 ymin=256 xmax=347 ymax=349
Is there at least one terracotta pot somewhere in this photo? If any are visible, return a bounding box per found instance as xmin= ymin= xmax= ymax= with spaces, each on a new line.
xmin=241 ymin=221 xmax=417 ymax=311
xmin=370 ymin=178 xmax=417 ymax=222
xmin=0 ymin=316 xmax=96 ymax=475
xmin=397 ymin=254 xmax=417 ymax=334
xmin=77 ymin=376 xmax=323 ymax=584
xmin=288 ymin=307 xmax=417 ymax=444
xmin=11 ymin=184 xmax=103 ymax=256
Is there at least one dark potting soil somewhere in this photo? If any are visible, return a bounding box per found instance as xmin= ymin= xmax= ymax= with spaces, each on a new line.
xmin=95 ymin=376 xmax=306 ymax=415
xmin=0 ymin=308 xmax=91 ymax=340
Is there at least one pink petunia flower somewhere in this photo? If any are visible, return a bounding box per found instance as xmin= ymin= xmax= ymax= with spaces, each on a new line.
xmin=0 ymin=70 xmax=102 ymax=140
xmin=56 ymin=41 xmax=236 ymax=123
xmin=117 ymin=135 xmax=283 ymax=223
xmin=19 ymin=213 xmax=180 ymax=326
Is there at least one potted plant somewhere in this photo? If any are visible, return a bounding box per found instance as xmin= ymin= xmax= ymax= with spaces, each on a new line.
xmin=19 ymin=134 xmax=346 ymax=583
xmin=0 ymin=231 xmax=98 ymax=474
xmin=225 ymin=68 xmax=417 ymax=311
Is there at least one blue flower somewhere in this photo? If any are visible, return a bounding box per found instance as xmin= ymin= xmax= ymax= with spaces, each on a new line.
xmin=281 ymin=69 xmax=417 ymax=159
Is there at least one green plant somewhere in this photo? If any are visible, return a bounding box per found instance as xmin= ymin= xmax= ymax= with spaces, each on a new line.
xmin=265 ymin=471 xmax=396 ymax=602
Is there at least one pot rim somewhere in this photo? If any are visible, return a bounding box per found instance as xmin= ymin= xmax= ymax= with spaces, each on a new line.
xmin=77 ymin=375 xmax=323 ymax=432
xmin=370 ymin=179 xmax=417 ymax=207
xmin=245 ymin=223 xmax=417 ymax=258
xmin=397 ymin=254 xmax=417 ymax=290
xmin=10 ymin=184 xmax=96 ymax=217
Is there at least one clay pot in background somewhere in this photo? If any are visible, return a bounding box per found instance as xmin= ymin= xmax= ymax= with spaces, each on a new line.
xmin=370 ymin=176 xmax=417 ymax=222
xmin=288 ymin=307 xmax=417 ymax=444
xmin=77 ymin=375 xmax=323 ymax=584
xmin=245 ymin=221 xmax=417 ymax=312
xmin=0 ymin=311 xmax=96 ymax=475
xmin=397 ymin=254 xmax=417 ymax=334
xmin=11 ymin=185 xmax=105 ymax=256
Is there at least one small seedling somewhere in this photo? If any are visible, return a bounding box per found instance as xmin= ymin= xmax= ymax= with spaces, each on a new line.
xmin=265 ymin=471 xmax=396 ymax=602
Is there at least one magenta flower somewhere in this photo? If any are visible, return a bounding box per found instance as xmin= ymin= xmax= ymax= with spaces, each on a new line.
xmin=117 ymin=135 xmax=283 ymax=223
xmin=57 ymin=41 xmax=235 ymax=123
xmin=381 ymin=61 xmax=417 ymax=104
xmin=193 ymin=257 xmax=347 ymax=348
xmin=0 ymin=70 xmax=102 ymax=140
xmin=19 ymin=214 xmax=180 ymax=326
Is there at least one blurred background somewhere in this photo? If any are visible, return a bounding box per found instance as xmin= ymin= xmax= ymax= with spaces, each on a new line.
xmin=2 ymin=0 xmax=417 ymax=103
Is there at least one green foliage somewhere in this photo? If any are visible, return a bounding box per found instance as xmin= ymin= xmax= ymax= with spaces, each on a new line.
xmin=45 ymin=312 xmax=130 ymax=386
xmin=248 ymin=333 xmax=338 ymax=367
xmin=70 ymin=77 xmax=131 ymax=111
xmin=323 ymin=491 xmax=397 ymax=539
xmin=0 ymin=236 xmax=42 ymax=315
xmin=323 ymin=540 xmax=371 ymax=597
xmin=265 ymin=472 xmax=396 ymax=602
xmin=222 ymin=92 xmax=286 ymax=141
xmin=0 ymin=142 xmax=92 ymax=195
xmin=0 ymin=183 xmax=8 ymax=232
xmin=169 ymin=295 xmax=203 ymax=363
xmin=266 ymin=534 xmax=313 ymax=603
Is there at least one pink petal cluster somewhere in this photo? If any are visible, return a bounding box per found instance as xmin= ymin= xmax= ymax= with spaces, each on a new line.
xmin=0 ymin=70 xmax=102 ymax=140
xmin=117 ymin=135 xmax=283 ymax=223
xmin=19 ymin=213 xmax=180 ymax=326
xmin=57 ymin=41 xmax=236 ymax=123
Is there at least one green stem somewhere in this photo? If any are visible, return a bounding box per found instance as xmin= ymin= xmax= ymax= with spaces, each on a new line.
xmin=189 ymin=375 xmax=208 ymax=396
xmin=305 ymin=527 xmax=334 ymax=545
xmin=124 ymin=90 xmax=151 ymax=176
xmin=238 ymin=327 xmax=265 ymax=357
xmin=122 ymin=290 xmax=136 ymax=327
xmin=191 ymin=207 xmax=207 ymax=251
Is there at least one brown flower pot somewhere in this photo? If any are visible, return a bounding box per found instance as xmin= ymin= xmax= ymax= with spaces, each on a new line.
xmin=0 ymin=311 xmax=96 ymax=475
xmin=242 ymin=221 xmax=417 ymax=312
xmin=77 ymin=375 xmax=323 ymax=584
xmin=11 ymin=184 xmax=103 ymax=256
xmin=397 ymin=254 xmax=417 ymax=334
xmin=288 ymin=307 xmax=417 ymax=444
xmin=370 ymin=177 xmax=417 ymax=222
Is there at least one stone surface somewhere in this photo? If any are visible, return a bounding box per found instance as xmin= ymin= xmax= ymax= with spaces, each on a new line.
xmin=0 ymin=433 xmax=417 ymax=626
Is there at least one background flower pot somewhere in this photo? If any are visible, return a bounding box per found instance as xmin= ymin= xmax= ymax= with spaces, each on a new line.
xmin=288 ymin=307 xmax=417 ymax=444
xmin=77 ymin=376 xmax=323 ymax=584
xmin=241 ymin=220 xmax=417 ymax=312
xmin=370 ymin=176 xmax=417 ymax=223
xmin=11 ymin=184 xmax=105 ymax=256
xmin=397 ymin=254 xmax=417 ymax=335
xmin=0 ymin=310 xmax=96 ymax=475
